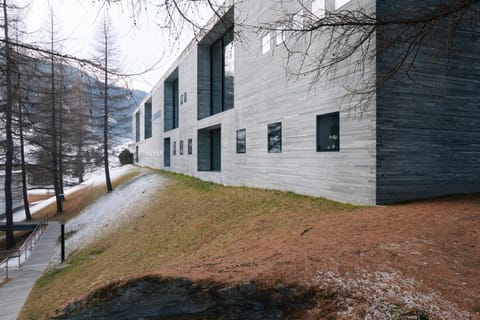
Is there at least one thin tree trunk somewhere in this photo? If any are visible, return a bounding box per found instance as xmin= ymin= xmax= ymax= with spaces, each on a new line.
xmin=50 ymin=14 xmax=62 ymax=214
xmin=59 ymin=66 xmax=64 ymax=199
xmin=104 ymin=30 xmax=113 ymax=193
xmin=3 ymin=0 xmax=16 ymax=249
xmin=19 ymin=102 xmax=32 ymax=221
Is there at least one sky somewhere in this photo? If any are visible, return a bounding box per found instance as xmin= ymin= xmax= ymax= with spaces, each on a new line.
xmin=18 ymin=0 xmax=212 ymax=92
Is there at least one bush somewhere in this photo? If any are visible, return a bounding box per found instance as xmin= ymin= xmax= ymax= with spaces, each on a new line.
xmin=118 ymin=149 xmax=134 ymax=165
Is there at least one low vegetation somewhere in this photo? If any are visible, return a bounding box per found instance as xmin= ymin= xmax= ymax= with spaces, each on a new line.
xmin=18 ymin=168 xmax=480 ymax=319
xmin=19 ymin=169 xmax=358 ymax=319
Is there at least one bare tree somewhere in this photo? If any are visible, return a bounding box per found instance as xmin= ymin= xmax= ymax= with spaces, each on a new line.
xmin=2 ymin=0 xmax=16 ymax=248
xmin=102 ymin=0 xmax=478 ymax=112
xmin=92 ymin=11 xmax=121 ymax=193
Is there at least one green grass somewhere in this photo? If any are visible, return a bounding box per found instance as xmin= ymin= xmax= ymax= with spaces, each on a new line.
xmin=20 ymin=169 xmax=361 ymax=319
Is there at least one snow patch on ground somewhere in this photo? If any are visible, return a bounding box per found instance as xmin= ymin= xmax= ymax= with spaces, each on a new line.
xmin=48 ymin=170 xmax=167 ymax=266
xmin=1 ymin=165 xmax=139 ymax=223
xmin=309 ymin=271 xmax=471 ymax=319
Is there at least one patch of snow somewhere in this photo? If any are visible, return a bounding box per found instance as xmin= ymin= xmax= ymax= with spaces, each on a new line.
xmin=310 ymin=271 xmax=471 ymax=319
xmin=1 ymin=165 xmax=139 ymax=224
xmin=48 ymin=169 xmax=167 ymax=266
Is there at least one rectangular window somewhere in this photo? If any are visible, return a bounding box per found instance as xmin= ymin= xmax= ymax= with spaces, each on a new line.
xmin=335 ymin=0 xmax=351 ymax=10
xmin=276 ymin=26 xmax=285 ymax=46
xmin=312 ymin=0 xmax=326 ymax=17
xmin=180 ymin=140 xmax=184 ymax=155
xmin=262 ymin=33 xmax=271 ymax=54
xmin=268 ymin=122 xmax=282 ymax=153
xmin=317 ymin=112 xmax=340 ymax=152
xmin=184 ymin=91 xmax=187 ymax=103
xmin=135 ymin=146 xmax=139 ymax=163
xmin=173 ymin=141 xmax=176 ymax=155
xmin=135 ymin=112 xmax=140 ymax=142
xmin=188 ymin=138 xmax=192 ymax=155
xmin=236 ymin=129 xmax=246 ymax=153
xmin=211 ymin=29 xmax=234 ymax=115
xmin=164 ymin=69 xmax=179 ymax=132
xmin=198 ymin=127 xmax=221 ymax=172
xmin=164 ymin=138 xmax=171 ymax=167
xmin=144 ymin=102 xmax=152 ymax=139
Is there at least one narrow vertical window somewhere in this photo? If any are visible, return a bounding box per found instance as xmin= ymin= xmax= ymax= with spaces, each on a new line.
xmin=223 ymin=30 xmax=234 ymax=111
xmin=211 ymin=28 xmax=234 ymax=114
xmin=236 ymin=129 xmax=246 ymax=153
xmin=144 ymin=102 xmax=152 ymax=139
xmin=173 ymin=78 xmax=179 ymax=129
xmin=188 ymin=138 xmax=192 ymax=155
xmin=135 ymin=112 xmax=140 ymax=142
xmin=180 ymin=140 xmax=184 ymax=155
xmin=262 ymin=33 xmax=271 ymax=54
xmin=316 ymin=112 xmax=340 ymax=152
xmin=268 ymin=122 xmax=282 ymax=153
xmin=173 ymin=141 xmax=176 ymax=155
xmin=276 ymin=26 xmax=285 ymax=46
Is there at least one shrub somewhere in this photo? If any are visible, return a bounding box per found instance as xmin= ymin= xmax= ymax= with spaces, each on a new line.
xmin=118 ymin=149 xmax=134 ymax=165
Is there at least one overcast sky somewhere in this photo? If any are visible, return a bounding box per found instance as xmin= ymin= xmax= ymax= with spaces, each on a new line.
xmin=19 ymin=0 xmax=211 ymax=92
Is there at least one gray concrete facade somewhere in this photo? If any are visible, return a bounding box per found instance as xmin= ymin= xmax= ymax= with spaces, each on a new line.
xmin=132 ymin=0 xmax=479 ymax=205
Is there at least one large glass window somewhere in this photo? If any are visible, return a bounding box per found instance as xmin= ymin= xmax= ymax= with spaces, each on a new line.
xmin=211 ymin=29 xmax=234 ymax=115
xmin=144 ymin=102 xmax=152 ymax=139
xmin=135 ymin=112 xmax=140 ymax=142
xmin=268 ymin=122 xmax=282 ymax=153
xmin=164 ymin=69 xmax=179 ymax=132
xmin=316 ymin=112 xmax=340 ymax=152
xmin=236 ymin=129 xmax=246 ymax=153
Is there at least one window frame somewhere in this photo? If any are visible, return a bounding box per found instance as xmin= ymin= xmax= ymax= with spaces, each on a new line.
xmin=135 ymin=112 xmax=140 ymax=142
xmin=188 ymin=138 xmax=192 ymax=155
xmin=144 ymin=102 xmax=152 ymax=139
xmin=262 ymin=33 xmax=271 ymax=54
xmin=180 ymin=140 xmax=184 ymax=155
xmin=236 ymin=128 xmax=246 ymax=154
xmin=316 ymin=112 xmax=340 ymax=152
xmin=210 ymin=28 xmax=234 ymax=115
xmin=267 ymin=122 xmax=282 ymax=153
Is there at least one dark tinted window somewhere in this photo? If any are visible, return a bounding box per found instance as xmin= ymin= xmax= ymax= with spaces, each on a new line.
xmin=316 ymin=112 xmax=340 ymax=152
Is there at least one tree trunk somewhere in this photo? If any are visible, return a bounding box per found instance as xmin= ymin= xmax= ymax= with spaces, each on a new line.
xmin=104 ymin=30 xmax=113 ymax=193
xmin=3 ymin=0 xmax=16 ymax=249
xmin=50 ymin=14 xmax=62 ymax=214
xmin=19 ymin=102 xmax=32 ymax=221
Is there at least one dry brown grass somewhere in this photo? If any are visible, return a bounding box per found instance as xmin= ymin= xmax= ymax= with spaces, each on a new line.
xmin=29 ymin=167 xmax=142 ymax=223
xmin=19 ymin=170 xmax=357 ymax=319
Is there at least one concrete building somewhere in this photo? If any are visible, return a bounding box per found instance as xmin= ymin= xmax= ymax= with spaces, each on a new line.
xmin=132 ymin=0 xmax=480 ymax=205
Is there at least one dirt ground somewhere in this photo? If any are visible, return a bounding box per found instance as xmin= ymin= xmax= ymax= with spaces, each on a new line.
xmin=157 ymin=194 xmax=480 ymax=318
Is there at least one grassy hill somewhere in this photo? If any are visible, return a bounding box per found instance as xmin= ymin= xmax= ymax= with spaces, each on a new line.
xmin=19 ymin=168 xmax=480 ymax=319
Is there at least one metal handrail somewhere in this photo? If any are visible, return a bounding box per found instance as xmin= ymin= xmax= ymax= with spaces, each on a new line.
xmin=0 ymin=216 xmax=49 ymax=280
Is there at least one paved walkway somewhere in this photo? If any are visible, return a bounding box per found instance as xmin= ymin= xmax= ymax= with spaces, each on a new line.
xmin=0 ymin=221 xmax=60 ymax=320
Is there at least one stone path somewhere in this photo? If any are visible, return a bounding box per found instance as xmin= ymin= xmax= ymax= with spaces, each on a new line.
xmin=0 ymin=221 xmax=60 ymax=320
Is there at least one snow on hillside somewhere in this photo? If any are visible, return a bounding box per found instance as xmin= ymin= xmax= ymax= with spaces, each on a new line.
xmin=48 ymin=167 xmax=168 ymax=266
